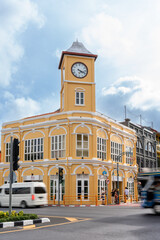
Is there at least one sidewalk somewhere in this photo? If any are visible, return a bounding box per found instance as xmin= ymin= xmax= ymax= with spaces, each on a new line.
xmin=46 ymin=202 xmax=141 ymax=207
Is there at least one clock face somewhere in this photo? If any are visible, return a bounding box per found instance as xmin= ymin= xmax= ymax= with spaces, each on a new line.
xmin=71 ymin=62 xmax=88 ymax=78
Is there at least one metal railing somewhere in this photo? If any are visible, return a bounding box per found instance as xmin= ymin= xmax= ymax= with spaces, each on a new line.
xmin=48 ymin=195 xmax=108 ymax=206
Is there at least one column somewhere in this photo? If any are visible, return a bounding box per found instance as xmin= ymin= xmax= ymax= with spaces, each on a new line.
xmin=108 ymin=168 xmax=112 ymax=204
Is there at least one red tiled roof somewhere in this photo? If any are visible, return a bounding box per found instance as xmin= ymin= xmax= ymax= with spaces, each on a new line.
xmin=23 ymin=108 xmax=61 ymax=120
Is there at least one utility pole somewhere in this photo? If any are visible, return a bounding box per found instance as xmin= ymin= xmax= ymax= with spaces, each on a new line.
xmin=151 ymin=122 xmax=153 ymax=128
xmin=58 ymin=167 xmax=60 ymax=206
xmin=140 ymin=114 xmax=142 ymax=125
xmin=117 ymin=162 xmax=119 ymax=204
xmin=124 ymin=105 xmax=127 ymax=120
xmin=9 ymin=137 xmax=13 ymax=215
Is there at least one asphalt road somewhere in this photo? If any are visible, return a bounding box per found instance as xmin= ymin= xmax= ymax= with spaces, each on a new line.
xmin=0 ymin=205 xmax=160 ymax=240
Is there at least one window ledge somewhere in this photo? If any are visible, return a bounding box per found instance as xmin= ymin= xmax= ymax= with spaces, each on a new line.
xmin=75 ymin=104 xmax=85 ymax=106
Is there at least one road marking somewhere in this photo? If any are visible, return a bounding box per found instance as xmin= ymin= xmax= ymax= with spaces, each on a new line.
xmin=23 ymin=225 xmax=35 ymax=230
xmin=0 ymin=217 xmax=91 ymax=235
xmin=65 ymin=217 xmax=78 ymax=222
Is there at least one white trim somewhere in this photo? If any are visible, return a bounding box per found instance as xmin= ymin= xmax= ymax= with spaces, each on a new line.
xmin=64 ymin=80 xmax=95 ymax=85
xmin=125 ymin=170 xmax=135 ymax=177
xmin=2 ymin=112 xmax=135 ymax=140
xmin=75 ymin=87 xmax=85 ymax=92
xmin=97 ymin=167 xmax=109 ymax=176
xmin=48 ymin=165 xmax=67 ymax=175
xmin=21 ymin=167 xmax=44 ymax=176
xmin=1 ymin=128 xmax=19 ymax=134
xmin=3 ymin=169 xmax=18 ymax=177
xmin=3 ymin=169 xmax=9 ymax=177
xmin=72 ymin=164 xmax=93 ymax=176
xmin=125 ymin=138 xmax=134 ymax=148
xmin=97 ymin=128 xmax=108 ymax=140
xmin=110 ymin=133 xmax=123 ymax=144
xmin=49 ymin=125 xmax=67 ymax=136
xmin=22 ymin=130 xmax=45 ymax=140
xmin=4 ymin=134 xmax=20 ymax=143
xmin=2 ymin=111 xmax=135 ymax=134
xmin=111 ymin=169 xmax=125 ymax=178
xmin=73 ymin=123 xmax=92 ymax=135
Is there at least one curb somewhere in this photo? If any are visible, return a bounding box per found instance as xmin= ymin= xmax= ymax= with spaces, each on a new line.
xmin=46 ymin=203 xmax=140 ymax=207
xmin=46 ymin=204 xmax=95 ymax=207
xmin=0 ymin=218 xmax=50 ymax=229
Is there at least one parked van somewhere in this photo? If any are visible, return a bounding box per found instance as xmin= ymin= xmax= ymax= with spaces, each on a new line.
xmin=0 ymin=182 xmax=47 ymax=208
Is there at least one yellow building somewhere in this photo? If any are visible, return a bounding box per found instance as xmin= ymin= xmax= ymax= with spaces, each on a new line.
xmin=0 ymin=41 xmax=138 ymax=205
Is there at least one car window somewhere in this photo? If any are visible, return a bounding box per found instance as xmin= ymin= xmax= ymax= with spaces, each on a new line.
xmin=5 ymin=188 xmax=9 ymax=195
xmin=34 ymin=187 xmax=46 ymax=194
xmin=13 ymin=187 xmax=31 ymax=194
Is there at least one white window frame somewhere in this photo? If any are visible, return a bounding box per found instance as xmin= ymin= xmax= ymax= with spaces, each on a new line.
xmin=24 ymin=138 xmax=43 ymax=161
xmin=50 ymin=175 xmax=65 ymax=201
xmin=126 ymin=146 xmax=133 ymax=164
xmin=76 ymin=134 xmax=89 ymax=157
xmin=76 ymin=174 xmax=89 ymax=200
xmin=75 ymin=91 xmax=85 ymax=106
xmin=97 ymin=137 xmax=106 ymax=160
xmin=51 ymin=135 xmax=66 ymax=158
xmin=98 ymin=175 xmax=107 ymax=200
xmin=111 ymin=141 xmax=122 ymax=162
xmin=127 ymin=178 xmax=134 ymax=197
xmin=5 ymin=142 xmax=11 ymax=162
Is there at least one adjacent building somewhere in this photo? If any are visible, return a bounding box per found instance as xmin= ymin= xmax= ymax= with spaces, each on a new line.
xmin=121 ymin=119 xmax=157 ymax=171
xmin=156 ymin=132 xmax=160 ymax=167
xmin=0 ymin=41 xmax=138 ymax=205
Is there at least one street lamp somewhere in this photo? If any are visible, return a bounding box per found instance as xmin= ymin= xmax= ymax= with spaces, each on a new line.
xmin=116 ymin=150 xmax=133 ymax=204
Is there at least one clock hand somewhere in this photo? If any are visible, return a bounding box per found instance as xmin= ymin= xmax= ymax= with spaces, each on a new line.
xmin=78 ymin=69 xmax=85 ymax=73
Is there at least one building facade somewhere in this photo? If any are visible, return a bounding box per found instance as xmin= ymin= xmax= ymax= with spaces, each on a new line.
xmin=156 ymin=132 xmax=160 ymax=167
xmin=121 ymin=119 xmax=157 ymax=171
xmin=0 ymin=41 xmax=138 ymax=205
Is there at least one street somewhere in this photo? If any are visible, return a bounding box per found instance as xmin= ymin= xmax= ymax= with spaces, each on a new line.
xmin=0 ymin=205 xmax=160 ymax=240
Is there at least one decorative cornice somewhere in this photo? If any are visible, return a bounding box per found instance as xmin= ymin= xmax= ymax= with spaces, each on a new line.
xmin=64 ymin=80 xmax=96 ymax=85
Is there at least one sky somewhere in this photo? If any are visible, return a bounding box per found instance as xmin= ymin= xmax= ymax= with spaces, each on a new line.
xmin=1 ymin=0 xmax=160 ymax=145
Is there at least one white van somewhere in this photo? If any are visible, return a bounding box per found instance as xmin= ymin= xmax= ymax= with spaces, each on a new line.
xmin=0 ymin=182 xmax=47 ymax=208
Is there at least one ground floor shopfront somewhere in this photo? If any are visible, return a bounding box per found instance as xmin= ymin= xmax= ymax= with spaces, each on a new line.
xmin=0 ymin=159 xmax=138 ymax=205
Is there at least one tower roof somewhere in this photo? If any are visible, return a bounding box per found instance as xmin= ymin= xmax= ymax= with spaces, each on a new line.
xmin=66 ymin=40 xmax=93 ymax=55
xmin=58 ymin=40 xmax=97 ymax=69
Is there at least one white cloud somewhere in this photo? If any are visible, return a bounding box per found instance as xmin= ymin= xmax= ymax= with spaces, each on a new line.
xmin=0 ymin=0 xmax=45 ymax=87
xmin=3 ymin=91 xmax=59 ymax=121
xmin=80 ymin=12 xmax=133 ymax=65
xmin=101 ymin=74 xmax=160 ymax=112
xmin=79 ymin=3 xmax=160 ymax=113
xmin=3 ymin=91 xmax=40 ymax=118
xmin=55 ymin=49 xmax=61 ymax=59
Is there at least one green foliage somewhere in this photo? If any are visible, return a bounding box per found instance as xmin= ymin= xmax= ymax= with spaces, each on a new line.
xmin=0 ymin=211 xmax=38 ymax=222
xmin=18 ymin=211 xmax=24 ymax=216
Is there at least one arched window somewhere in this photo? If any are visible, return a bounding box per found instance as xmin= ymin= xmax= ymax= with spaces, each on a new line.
xmin=51 ymin=135 xmax=66 ymax=158
xmin=25 ymin=138 xmax=44 ymax=161
xmin=76 ymin=134 xmax=89 ymax=157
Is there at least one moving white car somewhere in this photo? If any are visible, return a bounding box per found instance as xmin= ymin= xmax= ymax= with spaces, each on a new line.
xmin=0 ymin=182 xmax=47 ymax=208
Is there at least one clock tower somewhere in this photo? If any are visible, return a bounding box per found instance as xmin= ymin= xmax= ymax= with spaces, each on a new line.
xmin=58 ymin=40 xmax=97 ymax=112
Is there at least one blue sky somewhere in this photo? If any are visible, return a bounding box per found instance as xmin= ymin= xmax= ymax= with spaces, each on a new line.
xmin=1 ymin=0 xmax=160 ymax=143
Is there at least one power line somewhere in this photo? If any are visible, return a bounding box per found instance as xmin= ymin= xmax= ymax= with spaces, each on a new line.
xmin=124 ymin=105 xmax=153 ymax=128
